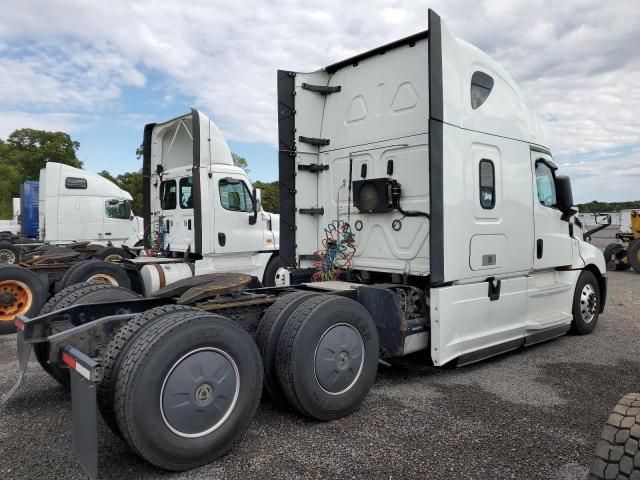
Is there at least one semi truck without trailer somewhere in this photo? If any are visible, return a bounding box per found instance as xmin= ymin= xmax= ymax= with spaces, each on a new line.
xmin=3 ymin=10 xmax=606 ymax=478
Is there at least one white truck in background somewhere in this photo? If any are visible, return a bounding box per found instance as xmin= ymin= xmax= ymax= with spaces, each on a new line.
xmin=135 ymin=109 xmax=280 ymax=292
xmin=37 ymin=162 xmax=143 ymax=247
xmin=0 ymin=198 xmax=21 ymax=234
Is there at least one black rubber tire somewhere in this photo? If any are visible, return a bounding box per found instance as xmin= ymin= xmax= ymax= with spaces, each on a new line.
xmin=96 ymin=246 xmax=130 ymax=262
xmin=0 ymin=266 xmax=46 ymax=334
xmin=0 ymin=242 xmax=21 ymax=265
xmin=628 ymin=240 xmax=640 ymax=273
xmin=604 ymin=243 xmax=628 ymax=271
xmin=570 ymin=270 xmax=601 ymax=335
xmin=262 ymin=255 xmax=284 ymax=287
xmin=33 ymin=284 xmax=141 ymax=387
xmin=589 ymin=393 xmax=640 ymax=479
xmin=58 ymin=260 xmax=131 ymax=292
xmin=113 ymin=311 xmax=263 ymax=471
xmin=275 ymin=295 xmax=379 ymax=421
xmin=255 ymin=292 xmax=317 ymax=406
xmin=603 ymin=243 xmax=621 ymax=264
xmin=98 ymin=304 xmax=200 ymax=436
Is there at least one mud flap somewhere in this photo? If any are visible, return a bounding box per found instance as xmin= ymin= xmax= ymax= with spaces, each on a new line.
xmin=70 ymin=372 xmax=98 ymax=480
xmin=0 ymin=331 xmax=31 ymax=405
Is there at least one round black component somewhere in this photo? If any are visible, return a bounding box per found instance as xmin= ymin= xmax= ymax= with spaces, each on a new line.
xmin=392 ymin=219 xmax=402 ymax=231
xmin=358 ymin=182 xmax=381 ymax=212
xmin=58 ymin=260 xmax=131 ymax=292
xmin=0 ymin=242 xmax=21 ymax=265
xmin=628 ymin=239 xmax=640 ymax=273
xmin=276 ymin=295 xmax=379 ymax=420
xmin=0 ymin=266 xmax=46 ymax=334
xmin=114 ymin=312 xmax=263 ymax=471
xmin=262 ymin=254 xmax=284 ymax=287
xmin=255 ymin=292 xmax=317 ymax=406
xmin=33 ymin=284 xmax=141 ymax=387
xmin=570 ymin=269 xmax=601 ymax=335
xmin=354 ymin=220 xmax=363 ymax=231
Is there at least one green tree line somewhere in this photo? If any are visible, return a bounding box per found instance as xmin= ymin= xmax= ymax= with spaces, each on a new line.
xmin=0 ymin=128 xmax=280 ymax=219
xmin=577 ymin=200 xmax=640 ymax=213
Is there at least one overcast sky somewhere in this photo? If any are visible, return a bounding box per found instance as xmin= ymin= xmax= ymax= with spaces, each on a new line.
xmin=0 ymin=0 xmax=638 ymax=202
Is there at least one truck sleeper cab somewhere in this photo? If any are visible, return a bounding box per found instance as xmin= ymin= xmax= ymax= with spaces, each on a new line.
xmin=4 ymin=10 xmax=606 ymax=478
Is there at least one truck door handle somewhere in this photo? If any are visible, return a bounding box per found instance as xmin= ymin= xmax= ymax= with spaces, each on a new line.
xmin=105 ymin=232 xmax=111 ymax=236
xmin=188 ymin=219 xmax=192 ymax=230
xmin=218 ymin=232 xmax=226 ymax=246
xmin=536 ymin=239 xmax=543 ymax=259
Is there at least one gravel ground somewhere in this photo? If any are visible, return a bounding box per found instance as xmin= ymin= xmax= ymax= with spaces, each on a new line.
xmin=1 ymin=227 xmax=638 ymax=479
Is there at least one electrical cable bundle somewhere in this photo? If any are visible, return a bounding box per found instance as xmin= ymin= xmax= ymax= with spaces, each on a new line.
xmin=147 ymin=215 xmax=165 ymax=256
xmin=312 ymin=220 xmax=356 ymax=281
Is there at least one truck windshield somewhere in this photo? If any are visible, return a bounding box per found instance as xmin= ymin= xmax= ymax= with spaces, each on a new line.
xmin=160 ymin=180 xmax=177 ymax=210
xmin=179 ymin=177 xmax=193 ymax=209
xmin=105 ymin=200 xmax=132 ymax=219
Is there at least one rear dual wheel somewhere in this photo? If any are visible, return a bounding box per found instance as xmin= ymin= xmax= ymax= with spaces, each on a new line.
xmin=259 ymin=294 xmax=379 ymax=421
xmin=112 ymin=310 xmax=262 ymax=471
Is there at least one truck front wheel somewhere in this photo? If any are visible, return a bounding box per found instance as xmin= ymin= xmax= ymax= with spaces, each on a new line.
xmin=113 ymin=311 xmax=262 ymax=471
xmin=0 ymin=242 xmax=21 ymax=265
xmin=571 ymin=270 xmax=601 ymax=335
xmin=276 ymin=295 xmax=379 ymax=421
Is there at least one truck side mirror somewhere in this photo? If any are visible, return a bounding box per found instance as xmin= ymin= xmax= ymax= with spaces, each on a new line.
xmin=555 ymin=175 xmax=577 ymax=220
xmin=249 ymin=187 xmax=259 ymax=225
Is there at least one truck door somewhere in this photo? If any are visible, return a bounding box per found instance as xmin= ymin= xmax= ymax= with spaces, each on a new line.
xmin=531 ymin=152 xmax=573 ymax=269
xmin=159 ymin=175 xmax=195 ymax=252
xmin=103 ymin=199 xmax=134 ymax=242
xmin=213 ymin=175 xmax=263 ymax=254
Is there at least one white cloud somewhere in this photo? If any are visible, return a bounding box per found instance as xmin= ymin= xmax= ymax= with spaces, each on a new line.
xmin=0 ymin=111 xmax=94 ymax=138
xmin=0 ymin=0 xmax=638 ymax=197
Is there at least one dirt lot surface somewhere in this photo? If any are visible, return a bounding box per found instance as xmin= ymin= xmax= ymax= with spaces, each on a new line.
xmin=1 ymin=227 xmax=638 ymax=479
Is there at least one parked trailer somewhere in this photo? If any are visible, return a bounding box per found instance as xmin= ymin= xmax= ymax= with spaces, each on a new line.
xmin=3 ymin=10 xmax=607 ymax=479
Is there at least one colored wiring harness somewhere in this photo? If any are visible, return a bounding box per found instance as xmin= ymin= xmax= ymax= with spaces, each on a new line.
xmin=312 ymin=220 xmax=356 ymax=281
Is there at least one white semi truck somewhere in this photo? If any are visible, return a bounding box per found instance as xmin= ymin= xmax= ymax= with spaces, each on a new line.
xmin=0 ymin=162 xmax=144 ymax=265
xmin=4 ymin=10 xmax=606 ymax=479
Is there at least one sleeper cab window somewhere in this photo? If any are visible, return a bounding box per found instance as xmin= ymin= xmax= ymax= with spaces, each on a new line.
xmin=65 ymin=177 xmax=87 ymax=189
xmin=179 ymin=176 xmax=193 ymax=209
xmin=479 ymin=159 xmax=495 ymax=209
xmin=471 ymin=71 xmax=494 ymax=109
xmin=535 ymin=161 xmax=557 ymax=208
xmin=105 ymin=199 xmax=131 ymax=219
xmin=160 ymin=179 xmax=177 ymax=210
xmin=219 ymin=178 xmax=252 ymax=212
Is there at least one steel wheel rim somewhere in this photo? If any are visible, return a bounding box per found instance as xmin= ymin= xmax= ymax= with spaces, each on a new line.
xmin=0 ymin=280 xmax=33 ymax=321
xmin=314 ymin=323 xmax=365 ymax=395
xmin=160 ymin=347 xmax=240 ymax=438
xmin=0 ymin=249 xmax=16 ymax=265
xmin=86 ymin=273 xmax=118 ymax=285
xmin=580 ymin=283 xmax=598 ymax=323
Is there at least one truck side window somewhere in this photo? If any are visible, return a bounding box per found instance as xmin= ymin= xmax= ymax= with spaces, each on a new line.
xmin=105 ymin=200 xmax=132 ymax=219
xmin=65 ymin=177 xmax=87 ymax=189
xmin=179 ymin=177 xmax=193 ymax=209
xmin=219 ymin=179 xmax=252 ymax=212
xmin=471 ymin=71 xmax=494 ymax=109
xmin=479 ymin=159 xmax=495 ymax=209
xmin=160 ymin=180 xmax=177 ymax=210
xmin=535 ymin=161 xmax=557 ymax=208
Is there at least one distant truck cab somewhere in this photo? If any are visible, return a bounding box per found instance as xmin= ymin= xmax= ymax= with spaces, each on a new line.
xmin=141 ymin=110 xmax=280 ymax=286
